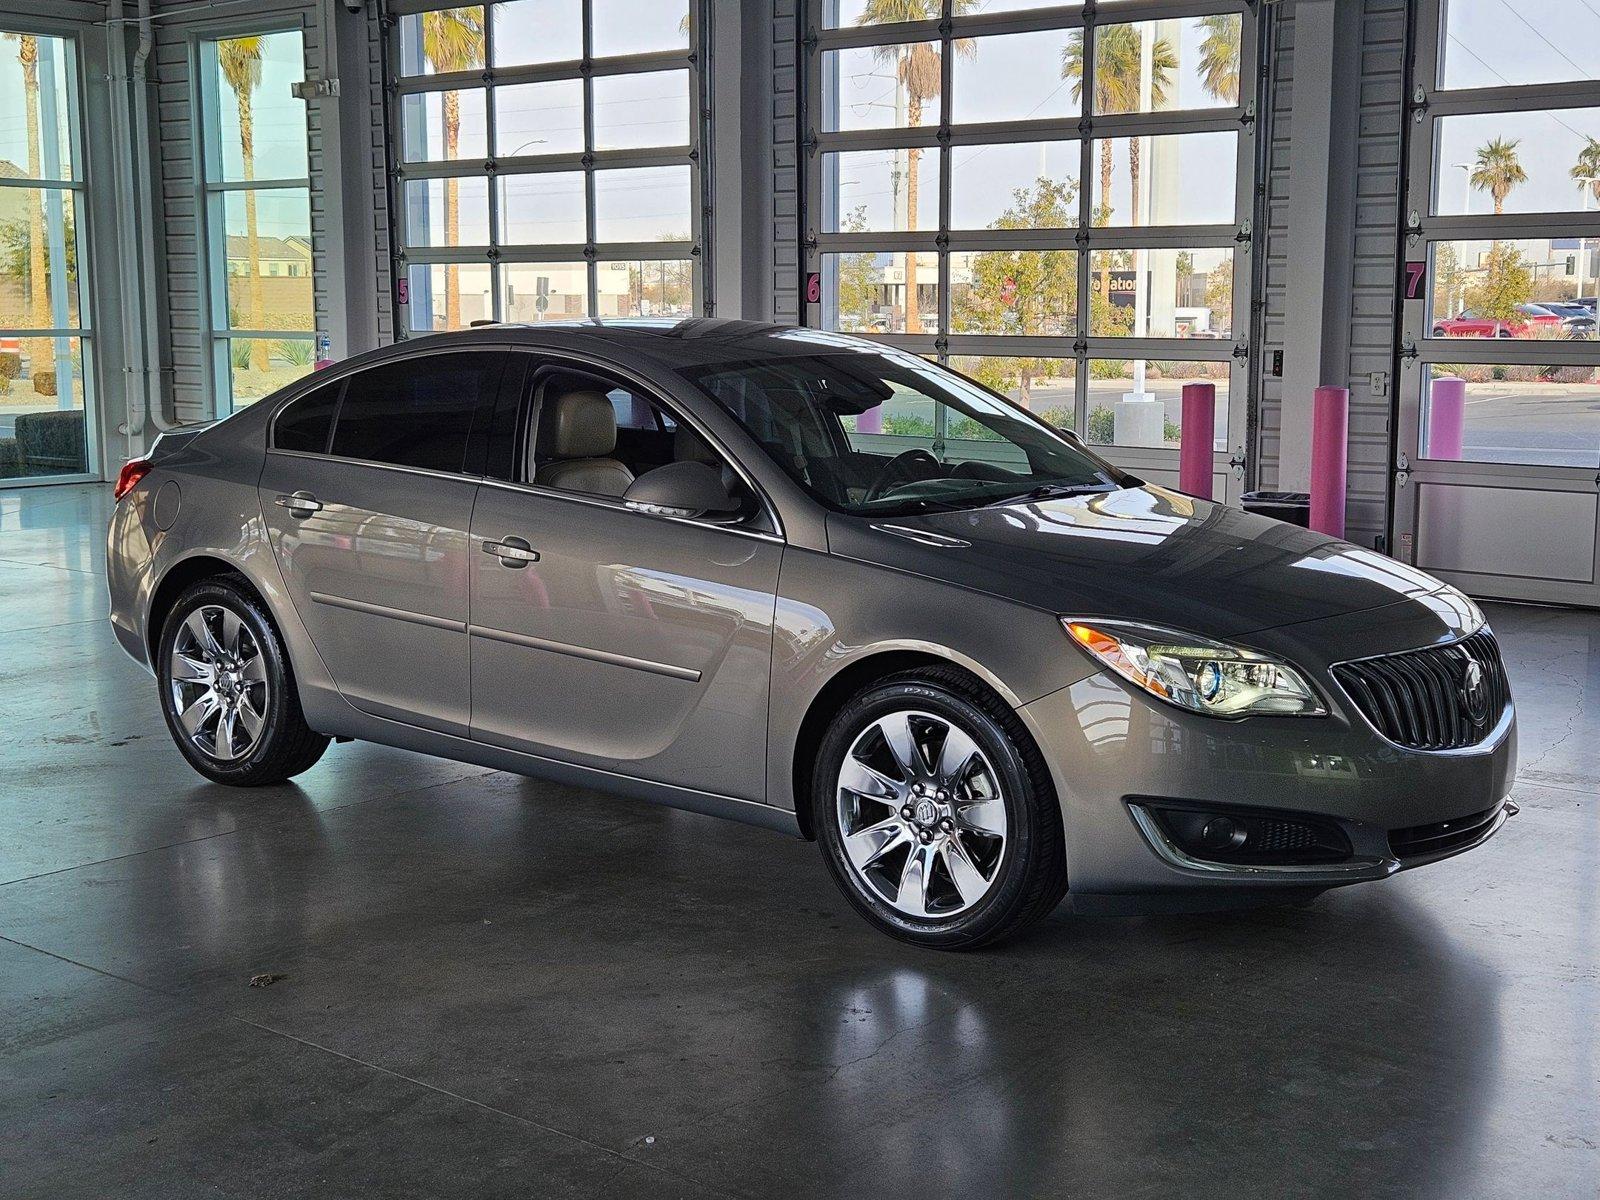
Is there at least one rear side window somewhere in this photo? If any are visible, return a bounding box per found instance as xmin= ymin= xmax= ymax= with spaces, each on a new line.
xmin=329 ymin=352 xmax=505 ymax=473
xmin=273 ymin=379 xmax=343 ymax=453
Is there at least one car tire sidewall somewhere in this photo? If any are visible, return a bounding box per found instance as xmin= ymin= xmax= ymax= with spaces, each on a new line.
xmin=815 ymin=679 xmax=1043 ymax=949
xmin=157 ymin=579 xmax=297 ymax=785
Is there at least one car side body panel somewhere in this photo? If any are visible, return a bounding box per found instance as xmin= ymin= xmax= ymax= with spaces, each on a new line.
xmin=765 ymin=541 xmax=1101 ymax=817
xmin=468 ymin=479 xmax=783 ymax=799
xmin=258 ymin=451 xmax=478 ymax=738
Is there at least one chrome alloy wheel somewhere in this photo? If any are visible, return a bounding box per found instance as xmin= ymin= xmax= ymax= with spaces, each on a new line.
xmin=834 ymin=710 xmax=1009 ymax=918
xmin=168 ymin=604 xmax=269 ymax=762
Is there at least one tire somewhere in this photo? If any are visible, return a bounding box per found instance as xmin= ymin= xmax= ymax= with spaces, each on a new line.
xmin=156 ymin=575 xmax=329 ymax=786
xmin=813 ymin=668 xmax=1067 ymax=950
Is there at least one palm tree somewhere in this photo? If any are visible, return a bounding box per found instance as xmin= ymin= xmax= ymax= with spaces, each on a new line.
xmin=1470 ymin=138 xmax=1529 ymax=323
xmin=420 ymin=10 xmax=485 ymax=330
xmin=1062 ymin=25 xmax=1176 ymax=226
xmin=1196 ymin=15 xmax=1240 ymax=105
xmin=1571 ymin=137 xmax=1600 ymax=206
xmin=3 ymin=34 xmax=51 ymax=373
xmin=217 ymin=36 xmax=269 ymax=371
xmin=1571 ymin=139 xmax=1600 ymax=312
xmin=858 ymin=0 xmax=973 ymax=334
xmin=1471 ymin=136 xmax=1526 ymax=215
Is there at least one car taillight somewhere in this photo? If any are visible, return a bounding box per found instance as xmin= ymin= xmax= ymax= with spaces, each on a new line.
xmin=114 ymin=457 xmax=153 ymax=502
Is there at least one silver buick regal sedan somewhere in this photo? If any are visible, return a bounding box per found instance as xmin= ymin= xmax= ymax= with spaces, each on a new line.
xmin=107 ymin=320 xmax=1517 ymax=948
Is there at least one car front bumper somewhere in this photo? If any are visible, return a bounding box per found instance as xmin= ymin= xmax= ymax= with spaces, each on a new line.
xmin=1020 ymin=665 xmax=1517 ymax=896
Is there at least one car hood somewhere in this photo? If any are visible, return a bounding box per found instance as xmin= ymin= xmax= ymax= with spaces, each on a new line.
xmin=828 ymin=485 xmax=1448 ymax=638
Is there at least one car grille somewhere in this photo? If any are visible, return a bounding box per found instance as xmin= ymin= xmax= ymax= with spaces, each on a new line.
xmin=1331 ymin=630 xmax=1508 ymax=751
xmin=1389 ymin=805 xmax=1501 ymax=860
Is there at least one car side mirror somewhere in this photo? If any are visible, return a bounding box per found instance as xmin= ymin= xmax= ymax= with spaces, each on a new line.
xmin=624 ymin=460 xmax=742 ymax=520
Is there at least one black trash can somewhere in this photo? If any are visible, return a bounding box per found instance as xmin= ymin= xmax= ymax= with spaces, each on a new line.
xmin=1240 ymin=490 xmax=1311 ymax=528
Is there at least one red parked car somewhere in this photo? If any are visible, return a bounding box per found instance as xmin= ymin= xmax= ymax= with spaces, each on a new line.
xmin=1431 ymin=304 xmax=1565 ymax=338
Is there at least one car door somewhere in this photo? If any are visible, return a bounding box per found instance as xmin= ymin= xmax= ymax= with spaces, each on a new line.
xmin=259 ymin=350 xmax=508 ymax=737
xmin=468 ymin=356 xmax=783 ymax=802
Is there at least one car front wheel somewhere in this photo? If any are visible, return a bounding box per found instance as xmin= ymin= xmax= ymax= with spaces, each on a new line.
xmin=157 ymin=576 xmax=329 ymax=786
xmin=814 ymin=668 xmax=1067 ymax=949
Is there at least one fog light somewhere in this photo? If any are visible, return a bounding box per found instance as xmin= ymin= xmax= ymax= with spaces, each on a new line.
xmin=1140 ymin=802 xmax=1354 ymax=866
xmin=1200 ymin=816 xmax=1248 ymax=851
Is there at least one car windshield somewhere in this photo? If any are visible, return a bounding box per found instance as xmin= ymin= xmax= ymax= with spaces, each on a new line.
xmin=679 ymin=349 xmax=1128 ymax=517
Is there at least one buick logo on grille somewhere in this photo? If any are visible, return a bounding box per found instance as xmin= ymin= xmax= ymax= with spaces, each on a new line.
xmin=1461 ymin=660 xmax=1489 ymax=723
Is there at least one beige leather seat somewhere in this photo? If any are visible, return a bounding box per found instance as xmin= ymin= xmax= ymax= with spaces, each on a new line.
xmin=537 ymin=389 xmax=635 ymax=497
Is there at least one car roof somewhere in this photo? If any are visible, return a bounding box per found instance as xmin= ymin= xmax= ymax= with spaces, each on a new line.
xmin=371 ymin=319 xmax=894 ymax=373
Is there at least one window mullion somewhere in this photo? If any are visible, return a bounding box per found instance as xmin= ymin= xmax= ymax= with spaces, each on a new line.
xmin=583 ymin=0 xmax=599 ymax=317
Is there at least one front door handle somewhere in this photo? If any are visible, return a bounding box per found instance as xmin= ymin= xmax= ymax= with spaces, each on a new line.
xmin=275 ymin=491 xmax=322 ymax=518
xmin=483 ymin=536 xmax=540 ymax=568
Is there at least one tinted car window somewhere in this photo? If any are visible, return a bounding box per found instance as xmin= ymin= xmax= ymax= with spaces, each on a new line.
xmin=330 ymin=352 xmax=505 ymax=473
xmin=682 ymin=350 xmax=1125 ymax=517
xmin=273 ymin=379 xmax=343 ymax=453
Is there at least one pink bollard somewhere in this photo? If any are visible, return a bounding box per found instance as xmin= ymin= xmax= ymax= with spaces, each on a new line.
xmin=1178 ymin=382 xmax=1216 ymax=499
xmin=1428 ymin=376 xmax=1466 ymax=460
xmin=1309 ymin=385 xmax=1349 ymax=539
xmin=857 ymin=405 xmax=883 ymax=434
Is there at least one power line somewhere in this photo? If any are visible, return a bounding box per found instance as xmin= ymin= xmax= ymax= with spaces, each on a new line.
xmin=1444 ymin=34 xmax=1589 ymax=143
xmin=1493 ymin=0 xmax=1591 ymax=81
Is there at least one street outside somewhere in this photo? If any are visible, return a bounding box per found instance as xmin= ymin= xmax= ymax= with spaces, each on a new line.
xmin=1429 ymin=379 xmax=1600 ymax=467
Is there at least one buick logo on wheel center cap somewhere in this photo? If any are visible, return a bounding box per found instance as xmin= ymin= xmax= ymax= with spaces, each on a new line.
xmin=1461 ymin=660 xmax=1489 ymax=723
xmin=914 ymin=798 xmax=938 ymax=826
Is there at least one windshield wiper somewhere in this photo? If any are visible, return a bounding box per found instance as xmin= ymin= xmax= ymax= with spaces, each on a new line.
xmin=981 ymin=482 xmax=1118 ymax=508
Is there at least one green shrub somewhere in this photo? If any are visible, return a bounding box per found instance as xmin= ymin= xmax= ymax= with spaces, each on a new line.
xmin=1088 ymin=405 xmax=1115 ymax=443
xmin=1038 ymin=407 xmax=1073 ymax=431
xmin=231 ymin=339 xmax=254 ymax=370
xmin=14 ymin=410 xmax=85 ymax=473
xmin=946 ymin=416 xmax=1002 ymax=442
xmin=33 ymin=370 xmax=56 ymax=397
xmin=277 ymin=339 xmax=314 ymax=368
xmin=0 ymin=353 xmax=20 ymax=392
xmin=883 ymin=413 xmax=935 ymax=437
xmin=0 ymin=437 xmax=20 ymax=477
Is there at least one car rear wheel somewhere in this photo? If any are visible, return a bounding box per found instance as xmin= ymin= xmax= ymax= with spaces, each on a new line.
xmin=814 ymin=668 xmax=1067 ymax=949
xmin=157 ymin=576 xmax=328 ymax=786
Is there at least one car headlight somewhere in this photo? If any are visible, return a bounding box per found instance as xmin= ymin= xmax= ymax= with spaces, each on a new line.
xmin=1063 ymin=619 xmax=1326 ymax=718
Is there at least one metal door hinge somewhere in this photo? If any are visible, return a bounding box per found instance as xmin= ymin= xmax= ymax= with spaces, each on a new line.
xmin=291 ymin=78 xmax=338 ymax=100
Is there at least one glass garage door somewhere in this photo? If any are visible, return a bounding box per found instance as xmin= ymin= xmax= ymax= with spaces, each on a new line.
xmin=386 ymin=0 xmax=702 ymax=337
xmin=0 ymin=29 xmax=95 ymax=486
xmin=802 ymin=0 xmax=1258 ymax=500
xmin=1395 ymin=0 xmax=1600 ymax=606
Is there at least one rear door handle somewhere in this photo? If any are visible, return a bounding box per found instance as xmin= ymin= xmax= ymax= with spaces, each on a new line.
xmin=275 ymin=491 xmax=322 ymax=517
xmin=483 ymin=536 xmax=540 ymax=568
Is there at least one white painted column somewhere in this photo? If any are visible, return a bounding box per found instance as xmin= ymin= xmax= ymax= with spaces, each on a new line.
xmin=1276 ymin=0 xmax=1363 ymax=489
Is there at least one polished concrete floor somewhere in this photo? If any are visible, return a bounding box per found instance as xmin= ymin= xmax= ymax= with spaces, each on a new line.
xmin=2 ymin=482 xmax=1596 ymax=1199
